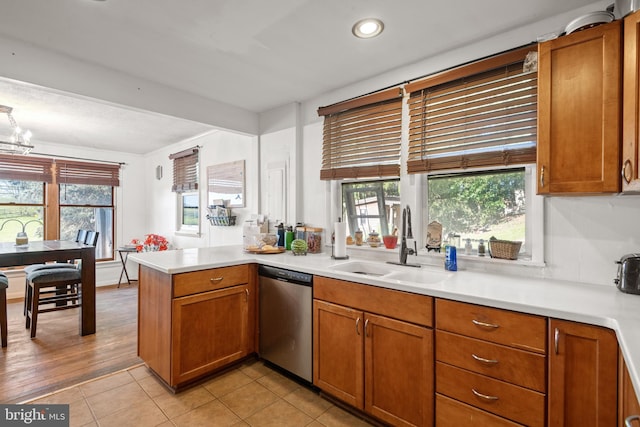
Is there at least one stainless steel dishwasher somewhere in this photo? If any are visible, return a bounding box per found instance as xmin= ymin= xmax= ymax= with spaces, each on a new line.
xmin=258 ymin=265 xmax=313 ymax=383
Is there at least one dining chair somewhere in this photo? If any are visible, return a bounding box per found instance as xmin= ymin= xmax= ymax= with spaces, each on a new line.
xmin=25 ymin=266 xmax=82 ymax=338
xmin=22 ymin=229 xmax=87 ymax=315
xmin=84 ymin=230 xmax=99 ymax=247
xmin=0 ymin=272 xmax=8 ymax=347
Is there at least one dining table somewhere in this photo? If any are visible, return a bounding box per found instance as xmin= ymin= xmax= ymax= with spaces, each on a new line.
xmin=0 ymin=240 xmax=96 ymax=336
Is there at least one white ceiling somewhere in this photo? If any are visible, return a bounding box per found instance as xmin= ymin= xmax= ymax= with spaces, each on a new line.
xmin=0 ymin=0 xmax=609 ymax=154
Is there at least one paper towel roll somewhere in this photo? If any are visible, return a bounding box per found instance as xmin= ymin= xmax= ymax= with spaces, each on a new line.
xmin=334 ymin=221 xmax=347 ymax=258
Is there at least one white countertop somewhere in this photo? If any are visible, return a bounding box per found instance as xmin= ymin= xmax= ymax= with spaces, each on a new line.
xmin=129 ymin=245 xmax=640 ymax=398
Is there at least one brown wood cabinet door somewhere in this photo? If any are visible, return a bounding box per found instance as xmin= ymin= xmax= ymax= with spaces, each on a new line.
xmin=171 ymin=284 xmax=250 ymax=386
xmin=548 ymin=319 xmax=618 ymax=426
xmin=619 ymin=352 xmax=640 ymax=426
xmin=313 ymin=300 xmax=364 ymax=409
xmin=537 ymin=21 xmax=622 ymax=194
xmin=364 ymin=313 xmax=433 ymax=427
xmin=623 ymin=10 xmax=640 ymax=192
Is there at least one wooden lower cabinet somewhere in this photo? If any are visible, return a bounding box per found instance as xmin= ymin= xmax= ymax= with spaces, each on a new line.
xmin=548 ymin=319 xmax=618 ymax=426
xmin=313 ymin=277 xmax=434 ymax=427
xmin=172 ymin=284 xmax=252 ymax=385
xmin=435 ymin=299 xmax=547 ymax=426
xmin=138 ymin=264 xmax=257 ymax=389
xmin=619 ymin=352 xmax=640 ymax=426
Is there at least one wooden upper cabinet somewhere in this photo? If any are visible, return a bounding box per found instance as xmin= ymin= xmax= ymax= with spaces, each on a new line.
xmin=537 ymin=21 xmax=622 ymax=194
xmin=623 ymin=10 xmax=640 ymax=192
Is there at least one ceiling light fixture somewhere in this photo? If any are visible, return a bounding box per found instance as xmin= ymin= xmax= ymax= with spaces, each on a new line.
xmin=352 ymin=18 xmax=384 ymax=39
xmin=0 ymin=105 xmax=34 ymax=155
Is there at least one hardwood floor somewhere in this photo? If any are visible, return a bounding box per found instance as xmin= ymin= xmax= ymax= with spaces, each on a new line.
xmin=0 ymin=284 xmax=141 ymax=404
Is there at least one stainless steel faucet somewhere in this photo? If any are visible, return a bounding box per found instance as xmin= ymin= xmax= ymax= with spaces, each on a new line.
xmin=389 ymin=205 xmax=420 ymax=268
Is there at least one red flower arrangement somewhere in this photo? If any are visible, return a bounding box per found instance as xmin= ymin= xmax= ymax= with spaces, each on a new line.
xmin=131 ymin=234 xmax=169 ymax=252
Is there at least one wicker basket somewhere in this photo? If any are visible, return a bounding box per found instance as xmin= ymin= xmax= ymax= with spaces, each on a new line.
xmin=488 ymin=239 xmax=522 ymax=260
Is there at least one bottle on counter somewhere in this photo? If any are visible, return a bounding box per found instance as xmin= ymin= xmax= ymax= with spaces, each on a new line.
xmin=478 ymin=239 xmax=486 ymax=257
xmin=276 ymin=223 xmax=285 ymax=247
xmin=355 ymin=229 xmax=364 ymax=246
xmin=285 ymin=226 xmax=294 ymax=250
xmin=464 ymin=238 xmax=472 ymax=255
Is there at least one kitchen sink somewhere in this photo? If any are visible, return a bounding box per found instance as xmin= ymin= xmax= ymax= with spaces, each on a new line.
xmin=385 ymin=268 xmax=452 ymax=285
xmin=329 ymin=261 xmax=393 ymax=277
xmin=329 ymin=261 xmax=451 ymax=285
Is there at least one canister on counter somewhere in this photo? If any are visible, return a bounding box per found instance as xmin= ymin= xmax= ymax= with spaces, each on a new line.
xmin=306 ymin=227 xmax=323 ymax=253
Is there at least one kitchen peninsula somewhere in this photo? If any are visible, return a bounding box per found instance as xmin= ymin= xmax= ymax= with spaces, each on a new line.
xmin=130 ymin=245 xmax=640 ymax=425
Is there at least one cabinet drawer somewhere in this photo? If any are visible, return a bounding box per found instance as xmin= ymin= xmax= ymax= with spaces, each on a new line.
xmin=436 ymin=299 xmax=546 ymax=353
xmin=173 ymin=264 xmax=249 ymax=297
xmin=436 ymin=362 xmax=545 ymax=427
xmin=314 ymin=276 xmax=433 ymax=327
xmin=436 ymin=330 xmax=546 ymax=392
xmin=436 ymin=393 xmax=524 ymax=427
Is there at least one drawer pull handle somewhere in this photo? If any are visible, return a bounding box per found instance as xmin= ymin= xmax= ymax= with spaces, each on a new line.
xmin=210 ymin=277 xmax=224 ymax=283
xmin=472 ymin=354 xmax=498 ymax=364
xmin=626 ymin=415 xmax=640 ymax=427
xmin=472 ymin=388 xmax=499 ymax=401
xmin=472 ymin=319 xmax=499 ymax=329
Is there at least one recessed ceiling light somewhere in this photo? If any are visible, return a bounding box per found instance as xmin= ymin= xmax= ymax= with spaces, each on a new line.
xmin=352 ymin=18 xmax=384 ymax=39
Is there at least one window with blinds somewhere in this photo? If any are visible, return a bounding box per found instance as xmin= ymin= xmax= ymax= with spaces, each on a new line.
xmin=318 ymin=88 xmax=403 ymax=180
xmin=56 ymin=160 xmax=120 ymax=186
xmin=170 ymin=147 xmax=199 ymax=192
xmin=406 ymin=47 xmax=537 ymax=174
xmin=0 ymin=155 xmax=53 ymax=182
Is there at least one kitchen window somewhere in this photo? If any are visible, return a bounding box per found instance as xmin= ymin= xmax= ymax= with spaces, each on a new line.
xmin=424 ymin=167 xmax=529 ymax=256
xmin=178 ymin=191 xmax=199 ymax=234
xmin=342 ymin=179 xmax=400 ymax=237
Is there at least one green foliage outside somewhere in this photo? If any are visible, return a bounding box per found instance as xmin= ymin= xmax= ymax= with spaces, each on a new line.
xmin=428 ymin=170 xmax=525 ymax=243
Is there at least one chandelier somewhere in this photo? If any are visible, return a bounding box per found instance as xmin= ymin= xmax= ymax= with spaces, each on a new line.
xmin=0 ymin=105 xmax=34 ymax=155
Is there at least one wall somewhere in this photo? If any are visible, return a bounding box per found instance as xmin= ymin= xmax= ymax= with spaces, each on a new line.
xmin=260 ymin=0 xmax=640 ymax=287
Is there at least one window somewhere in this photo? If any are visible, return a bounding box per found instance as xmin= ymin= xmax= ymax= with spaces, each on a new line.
xmin=0 ymin=155 xmax=120 ymax=261
xmin=170 ymin=147 xmax=200 ymax=235
xmin=425 ymin=168 xmax=527 ymax=255
xmin=178 ymin=192 xmax=199 ymax=232
xmin=342 ymin=179 xmax=400 ymax=237
xmin=56 ymin=159 xmax=120 ymax=261
xmin=59 ymin=184 xmax=114 ymax=260
xmin=0 ymin=180 xmax=45 ymax=242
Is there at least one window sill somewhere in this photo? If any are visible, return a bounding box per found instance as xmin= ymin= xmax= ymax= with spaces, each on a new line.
xmin=174 ymin=231 xmax=202 ymax=238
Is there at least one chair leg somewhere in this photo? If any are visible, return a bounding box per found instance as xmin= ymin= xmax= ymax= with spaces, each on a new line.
xmin=25 ymin=283 xmax=32 ymax=329
xmin=30 ymin=284 xmax=39 ymax=339
xmin=23 ymin=279 xmax=28 ymax=316
xmin=0 ymin=287 xmax=7 ymax=348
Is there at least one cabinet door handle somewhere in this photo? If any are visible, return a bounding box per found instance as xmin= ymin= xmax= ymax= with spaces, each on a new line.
xmin=210 ymin=277 xmax=224 ymax=283
xmin=622 ymin=159 xmax=633 ymax=184
xmin=554 ymin=327 xmax=560 ymax=355
xmin=472 ymin=388 xmax=499 ymax=401
xmin=472 ymin=353 xmax=499 ymax=364
xmin=540 ymin=166 xmax=545 ymax=188
xmin=472 ymin=319 xmax=499 ymax=329
xmin=245 ymin=288 xmax=249 ymax=301
xmin=625 ymin=415 xmax=640 ymax=427
xmin=356 ymin=317 xmax=361 ymax=335
xmin=364 ymin=319 xmax=369 ymax=337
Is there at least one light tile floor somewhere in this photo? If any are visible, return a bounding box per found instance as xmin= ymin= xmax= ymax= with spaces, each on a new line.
xmin=27 ymin=359 xmax=376 ymax=427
